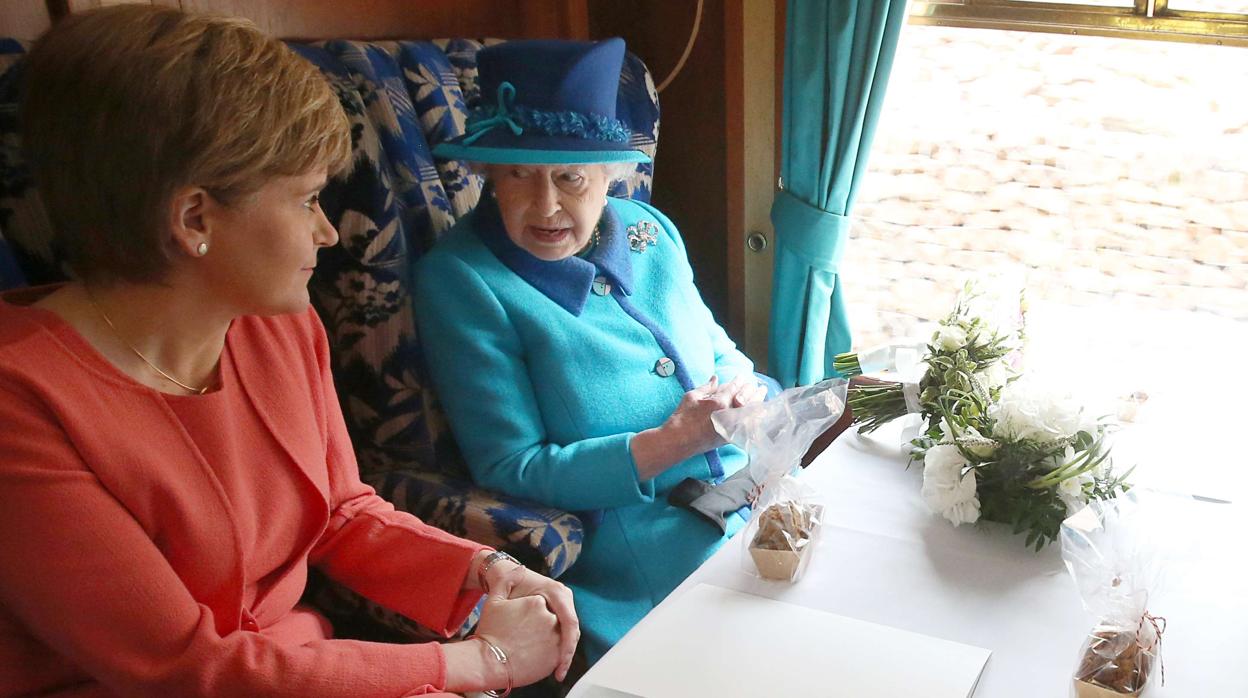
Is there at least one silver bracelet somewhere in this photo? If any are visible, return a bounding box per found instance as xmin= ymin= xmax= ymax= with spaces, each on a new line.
xmin=477 ymin=550 xmax=522 ymax=594
xmin=469 ymin=633 xmax=512 ymax=698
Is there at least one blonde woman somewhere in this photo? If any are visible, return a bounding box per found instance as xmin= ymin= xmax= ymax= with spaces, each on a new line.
xmin=0 ymin=7 xmax=575 ymax=696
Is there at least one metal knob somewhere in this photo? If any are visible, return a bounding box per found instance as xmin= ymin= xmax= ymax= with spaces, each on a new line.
xmin=746 ymin=231 xmax=769 ymax=253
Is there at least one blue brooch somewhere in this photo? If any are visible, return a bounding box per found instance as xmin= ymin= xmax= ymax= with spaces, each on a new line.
xmin=627 ymin=221 xmax=659 ymax=253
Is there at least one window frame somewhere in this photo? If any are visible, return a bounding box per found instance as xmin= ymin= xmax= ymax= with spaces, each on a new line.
xmin=909 ymin=0 xmax=1248 ymax=47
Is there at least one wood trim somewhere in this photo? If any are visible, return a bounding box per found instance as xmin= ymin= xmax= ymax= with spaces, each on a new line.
xmin=62 ymin=0 xmax=175 ymax=16
xmin=25 ymin=0 xmax=589 ymax=41
xmin=740 ymin=0 xmax=777 ymax=369
xmin=724 ymin=0 xmax=745 ymax=341
xmin=180 ymin=0 xmax=588 ymax=41
xmin=774 ymin=0 xmax=785 ymax=186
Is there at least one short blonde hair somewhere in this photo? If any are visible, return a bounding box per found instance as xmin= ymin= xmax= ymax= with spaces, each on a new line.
xmin=19 ymin=5 xmax=352 ymax=284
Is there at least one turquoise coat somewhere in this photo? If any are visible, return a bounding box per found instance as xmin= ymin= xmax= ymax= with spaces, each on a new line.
xmin=413 ymin=193 xmax=752 ymax=662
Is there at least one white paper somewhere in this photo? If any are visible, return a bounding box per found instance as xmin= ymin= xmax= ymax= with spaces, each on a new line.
xmin=587 ymin=584 xmax=991 ymax=698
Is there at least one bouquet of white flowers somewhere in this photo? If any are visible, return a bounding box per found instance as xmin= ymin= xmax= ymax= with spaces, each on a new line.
xmin=834 ymin=282 xmax=1019 ymax=434
xmin=836 ymin=281 xmax=1131 ymax=549
xmin=913 ymin=377 xmax=1132 ymax=550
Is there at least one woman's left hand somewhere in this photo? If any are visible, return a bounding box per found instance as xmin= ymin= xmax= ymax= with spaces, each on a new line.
xmin=479 ymin=557 xmax=580 ymax=682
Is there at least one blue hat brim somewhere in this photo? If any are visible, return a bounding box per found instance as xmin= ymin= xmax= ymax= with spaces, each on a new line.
xmin=433 ymin=143 xmax=650 ymax=165
xmin=433 ymin=130 xmax=651 ymax=165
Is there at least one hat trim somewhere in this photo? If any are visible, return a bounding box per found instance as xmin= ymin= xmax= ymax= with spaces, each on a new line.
xmin=468 ymin=102 xmax=632 ymax=144
xmin=433 ymin=144 xmax=651 ymax=165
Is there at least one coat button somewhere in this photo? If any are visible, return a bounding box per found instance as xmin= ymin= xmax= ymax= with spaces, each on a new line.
xmin=592 ymin=276 xmax=611 ymax=296
xmin=654 ymin=357 xmax=675 ymax=377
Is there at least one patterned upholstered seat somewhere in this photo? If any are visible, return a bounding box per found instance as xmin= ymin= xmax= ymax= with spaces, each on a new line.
xmin=0 ymin=37 xmax=660 ymax=640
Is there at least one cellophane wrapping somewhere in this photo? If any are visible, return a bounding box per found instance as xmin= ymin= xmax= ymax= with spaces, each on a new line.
xmin=1060 ymin=493 xmax=1166 ymax=697
xmin=711 ymin=378 xmax=847 ymax=582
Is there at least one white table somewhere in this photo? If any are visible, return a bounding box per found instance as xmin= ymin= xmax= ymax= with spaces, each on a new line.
xmin=570 ymin=424 xmax=1248 ymax=697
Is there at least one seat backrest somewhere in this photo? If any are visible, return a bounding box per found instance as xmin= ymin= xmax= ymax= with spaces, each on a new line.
xmin=0 ymin=38 xmax=660 ymax=480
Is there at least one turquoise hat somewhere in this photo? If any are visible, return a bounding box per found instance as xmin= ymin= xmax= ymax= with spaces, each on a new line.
xmin=432 ymin=39 xmax=651 ymax=165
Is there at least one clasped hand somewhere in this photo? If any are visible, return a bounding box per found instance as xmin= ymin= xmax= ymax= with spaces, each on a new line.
xmin=474 ymin=556 xmax=579 ymax=684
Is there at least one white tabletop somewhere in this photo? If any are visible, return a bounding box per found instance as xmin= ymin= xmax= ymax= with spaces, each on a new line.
xmin=570 ymin=423 xmax=1248 ymax=697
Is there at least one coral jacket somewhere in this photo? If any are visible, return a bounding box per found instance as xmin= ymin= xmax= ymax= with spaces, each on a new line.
xmin=0 ymin=288 xmax=485 ymax=697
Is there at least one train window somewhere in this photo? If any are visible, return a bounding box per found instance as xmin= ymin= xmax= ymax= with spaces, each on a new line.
xmin=843 ymin=22 xmax=1247 ymax=498
xmin=1167 ymin=0 xmax=1248 ymax=11
xmin=910 ymin=0 xmax=1248 ymax=47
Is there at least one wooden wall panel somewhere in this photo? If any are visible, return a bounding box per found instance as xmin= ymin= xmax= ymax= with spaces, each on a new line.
xmin=7 ymin=1 xmax=588 ymax=41
xmin=174 ymin=0 xmax=588 ymax=41
xmin=588 ymin=0 xmax=740 ymax=339
xmin=724 ymin=0 xmax=745 ymax=339
xmin=0 ymin=1 xmax=55 ymax=40
xmin=741 ymin=0 xmax=778 ymax=367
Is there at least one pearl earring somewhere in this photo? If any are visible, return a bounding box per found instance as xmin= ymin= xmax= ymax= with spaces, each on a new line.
xmin=196 ymin=242 xmax=209 ymax=256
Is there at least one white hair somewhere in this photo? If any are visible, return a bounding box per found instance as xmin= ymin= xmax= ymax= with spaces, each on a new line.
xmin=468 ymin=160 xmax=637 ymax=185
xmin=601 ymin=161 xmax=638 ymax=184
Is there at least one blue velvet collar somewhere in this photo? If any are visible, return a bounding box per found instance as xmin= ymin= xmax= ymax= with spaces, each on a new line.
xmin=472 ymin=188 xmax=635 ymax=316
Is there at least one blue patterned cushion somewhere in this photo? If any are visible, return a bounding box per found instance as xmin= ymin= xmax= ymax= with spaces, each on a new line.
xmin=0 ymin=41 xmax=27 ymax=291
xmin=0 ymin=36 xmax=662 ymax=643
xmin=369 ymin=469 xmax=582 ymax=578
xmin=0 ymin=229 xmax=25 ymax=291
xmin=0 ymin=40 xmax=61 ymax=290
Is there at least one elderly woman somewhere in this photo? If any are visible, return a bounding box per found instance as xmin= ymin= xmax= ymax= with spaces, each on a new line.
xmin=0 ymin=7 xmax=577 ymax=697
xmin=416 ymin=39 xmax=769 ymax=664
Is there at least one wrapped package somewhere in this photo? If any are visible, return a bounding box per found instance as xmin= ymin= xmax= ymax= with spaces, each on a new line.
xmin=710 ymin=378 xmax=847 ymax=582
xmin=748 ymin=499 xmax=825 ymax=582
xmin=1061 ymin=493 xmax=1166 ymax=697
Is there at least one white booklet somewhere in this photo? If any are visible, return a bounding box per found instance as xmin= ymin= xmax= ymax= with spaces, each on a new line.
xmin=581 ymin=583 xmax=991 ymax=698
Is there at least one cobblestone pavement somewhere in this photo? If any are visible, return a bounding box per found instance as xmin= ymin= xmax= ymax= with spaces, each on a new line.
xmin=845 ymin=25 xmax=1247 ymax=498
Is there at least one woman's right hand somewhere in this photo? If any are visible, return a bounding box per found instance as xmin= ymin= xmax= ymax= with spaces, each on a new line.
xmin=631 ymin=375 xmax=761 ymax=481
xmin=444 ymin=594 xmax=562 ymax=692
xmin=662 ymin=375 xmax=741 ymax=454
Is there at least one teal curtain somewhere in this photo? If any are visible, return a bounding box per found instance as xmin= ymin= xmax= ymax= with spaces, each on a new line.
xmin=768 ymin=0 xmax=908 ymax=387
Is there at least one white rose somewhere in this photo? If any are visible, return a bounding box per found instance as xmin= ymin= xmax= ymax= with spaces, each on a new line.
xmin=921 ymin=445 xmax=981 ymax=526
xmin=1058 ymin=473 xmax=1093 ymax=514
xmin=990 ymin=378 xmax=1097 ymax=444
xmin=942 ymin=499 xmax=982 ymax=526
xmin=978 ymin=361 xmax=1011 ymax=390
xmin=934 ymin=323 xmax=968 ymax=351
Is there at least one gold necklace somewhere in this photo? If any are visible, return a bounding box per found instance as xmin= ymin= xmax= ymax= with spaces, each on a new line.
xmin=85 ymin=291 xmax=209 ymax=395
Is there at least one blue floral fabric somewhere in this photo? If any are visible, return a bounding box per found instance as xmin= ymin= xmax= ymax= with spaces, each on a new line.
xmin=0 ymin=36 xmax=661 ymax=641
xmin=0 ymin=40 xmax=53 ymax=291
xmin=0 ymin=46 xmax=25 ymax=292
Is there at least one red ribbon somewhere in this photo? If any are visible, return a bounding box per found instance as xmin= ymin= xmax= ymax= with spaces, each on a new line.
xmin=1137 ymin=611 xmax=1167 ymax=687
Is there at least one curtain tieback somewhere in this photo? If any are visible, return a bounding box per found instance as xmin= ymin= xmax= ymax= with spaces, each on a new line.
xmin=769 ymin=190 xmax=850 ymax=272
